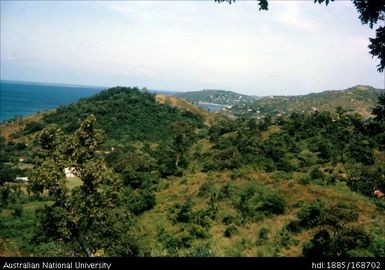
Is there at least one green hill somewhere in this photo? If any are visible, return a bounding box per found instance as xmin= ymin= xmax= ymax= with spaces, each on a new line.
xmin=230 ymin=85 xmax=385 ymax=117
xmin=42 ymin=87 xmax=205 ymax=145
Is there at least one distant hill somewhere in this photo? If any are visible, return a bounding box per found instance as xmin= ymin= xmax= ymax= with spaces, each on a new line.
xmin=230 ymin=85 xmax=385 ymax=117
xmin=174 ymin=89 xmax=255 ymax=107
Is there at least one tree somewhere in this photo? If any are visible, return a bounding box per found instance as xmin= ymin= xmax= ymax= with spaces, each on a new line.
xmin=216 ymin=0 xmax=385 ymax=72
xmin=171 ymin=120 xmax=197 ymax=168
xmin=215 ymin=0 xmax=268 ymax=11
xmin=373 ymin=93 xmax=385 ymax=123
xmin=31 ymin=115 xmax=136 ymax=256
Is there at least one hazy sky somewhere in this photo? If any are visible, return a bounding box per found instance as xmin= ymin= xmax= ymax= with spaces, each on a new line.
xmin=1 ymin=1 xmax=384 ymax=95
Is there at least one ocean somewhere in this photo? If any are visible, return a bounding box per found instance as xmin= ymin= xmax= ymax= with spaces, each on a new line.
xmin=197 ymin=103 xmax=227 ymax=112
xmin=0 ymin=80 xmax=105 ymax=122
xmin=0 ymin=80 xmax=193 ymax=122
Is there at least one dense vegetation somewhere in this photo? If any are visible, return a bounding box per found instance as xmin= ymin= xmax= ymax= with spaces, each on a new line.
xmin=44 ymin=87 xmax=203 ymax=144
xmin=1 ymin=88 xmax=385 ymax=257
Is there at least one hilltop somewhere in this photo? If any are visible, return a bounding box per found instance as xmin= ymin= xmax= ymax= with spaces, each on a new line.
xmin=41 ymin=87 xmax=206 ymax=145
xmin=229 ymin=85 xmax=385 ymax=117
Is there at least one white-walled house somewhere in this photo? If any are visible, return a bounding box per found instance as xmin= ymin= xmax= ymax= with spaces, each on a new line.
xmin=64 ymin=167 xmax=77 ymax=178
xmin=15 ymin=177 xmax=29 ymax=183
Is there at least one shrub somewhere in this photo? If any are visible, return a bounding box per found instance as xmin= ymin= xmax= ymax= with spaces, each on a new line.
xmin=285 ymin=220 xmax=302 ymax=233
xmin=121 ymin=188 xmax=156 ymax=215
xmin=297 ymin=199 xmax=325 ymax=228
xmin=236 ymin=185 xmax=286 ymax=221
xmin=298 ymin=176 xmax=310 ymax=185
xmin=310 ymin=167 xmax=325 ymax=181
xmin=176 ymin=198 xmax=194 ymax=223
xmin=369 ymin=238 xmax=385 ymax=257
xmin=193 ymin=210 xmax=212 ymax=228
xmin=255 ymin=227 xmax=270 ymax=245
xmin=190 ymin=244 xmax=212 ymax=257
xmin=258 ymin=192 xmax=286 ymax=215
xmin=188 ymin=224 xmax=209 ymax=239
xmin=24 ymin=121 xmax=45 ymax=134
xmin=198 ymin=179 xmax=215 ymax=197
xmin=347 ymin=165 xmax=385 ymax=197
xmin=217 ymin=183 xmax=237 ymax=201
xmin=303 ymin=227 xmax=372 ymax=257
xmin=272 ymin=171 xmax=293 ymax=181
xmin=224 ymin=224 xmax=238 ymax=238
xmin=278 ymin=228 xmax=297 ymax=248
xmin=12 ymin=204 xmax=23 ymax=217
xmin=222 ymin=214 xmax=237 ymax=225
xmin=157 ymin=228 xmax=191 ymax=255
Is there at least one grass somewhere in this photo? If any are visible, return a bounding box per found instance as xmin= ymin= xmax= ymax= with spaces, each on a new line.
xmin=133 ymin=165 xmax=385 ymax=257
xmin=0 ymin=112 xmax=47 ymax=142
xmin=66 ymin=177 xmax=82 ymax=190
xmin=155 ymin=94 xmax=216 ymax=126
xmin=0 ymin=197 xmax=53 ymax=256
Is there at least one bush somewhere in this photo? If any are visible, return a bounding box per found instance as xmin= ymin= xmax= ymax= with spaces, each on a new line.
xmin=255 ymin=227 xmax=270 ymax=245
xmin=198 ymin=179 xmax=215 ymax=197
xmin=188 ymin=224 xmax=209 ymax=239
xmin=176 ymin=198 xmax=194 ymax=223
xmin=222 ymin=214 xmax=237 ymax=225
xmin=12 ymin=204 xmax=23 ymax=217
xmin=369 ymin=238 xmax=385 ymax=257
xmin=224 ymin=224 xmax=238 ymax=238
xmin=121 ymin=188 xmax=156 ymax=215
xmin=285 ymin=220 xmax=302 ymax=233
xmin=157 ymin=228 xmax=191 ymax=255
xmin=258 ymin=192 xmax=286 ymax=215
xmin=193 ymin=210 xmax=212 ymax=228
xmin=203 ymin=148 xmax=242 ymax=171
xmin=15 ymin=143 xmax=27 ymax=151
xmin=347 ymin=165 xmax=385 ymax=197
xmin=297 ymin=199 xmax=325 ymax=228
xmin=24 ymin=121 xmax=45 ymax=134
xmin=298 ymin=176 xmax=310 ymax=185
xmin=278 ymin=228 xmax=297 ymax=248
xmin=217 ymin=183 xmax=237 ymax=201
xmin=272 ymin=171 xmax=293 ymax=181
xmin=310 ymin=167 xmax=325 ymax=181
xmin=303 ymin=227 xmax=372 ymax=257
xmin=236 ymin=185 xmax=286 ymax=221
xmin=190 ymin=244 xmax=212 ymax=257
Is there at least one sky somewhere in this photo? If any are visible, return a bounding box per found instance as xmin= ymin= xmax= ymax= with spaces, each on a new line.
xmin=1 ymin=0 xmax=384 ymax=96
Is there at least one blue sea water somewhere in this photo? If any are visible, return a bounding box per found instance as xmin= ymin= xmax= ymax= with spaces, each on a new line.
xmin=0 ymin=80 xmax=104 ymax=122
xmin=198 ymin=103 xmax=227 ymax=112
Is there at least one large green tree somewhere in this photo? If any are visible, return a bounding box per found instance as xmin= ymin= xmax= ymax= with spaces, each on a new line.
xmin=171 ymin=120 xmax=197 ymax=169
xmin=216 ymin=0 xmax=385 ymax=72
xmin=373 ymin=93 xmax=385 ymax=122
xmin=31 ymin=115 xmax=136 ymax=256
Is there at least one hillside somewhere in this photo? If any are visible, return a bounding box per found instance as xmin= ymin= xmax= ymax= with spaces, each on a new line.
xmin=155 ymin=94 xmax=216 ymax=126
xmin=1 ymin=86 xmax=385 ymax=257
xmin=174 ymin=89 xmax=255 ymax=108
xmin=42 ymin=87 xmax=205 ymax=145
xmin=229 ymin=85 xmax=385 ymax=117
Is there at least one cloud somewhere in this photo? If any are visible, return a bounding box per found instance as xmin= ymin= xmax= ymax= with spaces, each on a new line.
xmin=272 ymin=1 xmax=320 ymax=34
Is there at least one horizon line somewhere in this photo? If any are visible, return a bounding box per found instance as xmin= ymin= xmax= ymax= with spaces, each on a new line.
xmin=1 ymin=79 xmax=382 ymax=97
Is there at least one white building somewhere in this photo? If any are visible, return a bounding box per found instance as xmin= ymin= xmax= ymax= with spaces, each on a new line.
xmin=15 ymin=177 xmax=29 ymax=183
xmin=64 ymin=167 xmax=77 ymax=178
